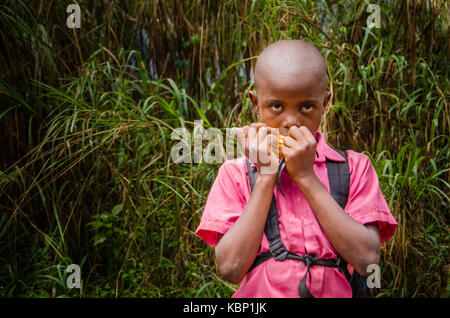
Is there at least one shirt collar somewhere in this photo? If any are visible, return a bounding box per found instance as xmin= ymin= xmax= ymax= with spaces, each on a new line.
xmin=315 ymin=130 xmax=346 ymax=163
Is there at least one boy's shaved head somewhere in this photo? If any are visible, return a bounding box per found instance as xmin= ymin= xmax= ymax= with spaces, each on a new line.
xmin=254 ymin=40 xmax=328 ymax=93
xmin=249 ymin=39 xmax=331 ymax=137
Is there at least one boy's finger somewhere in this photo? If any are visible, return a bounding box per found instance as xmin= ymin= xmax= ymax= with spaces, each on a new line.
xmin=299 ymin=126 xmax=315 ymax=144
xmin=257 ymin=127 xmax=271 ymax=158
xmin=250 ymin=123 xmax=267 ymax=130
xmin=260 ymin=134 xmax=278 ymax=164
xmin=288 ymin=126 xmax=307 ymax=145
xmin=249 ymin=123 xmax=280 ymax=137
xmin=267 ymin=134 xmax=279 ymax=155
xmin=248 ymin=125 xmax=258 ymax=142
xmin=282 ymin=135 xmax=297 ymax=148
xmin=257 ymin=126 xmax=268 ymax=144
xmin=251 ymin=123 xmax=279 ymax=137
xmin=288 ymin=125 xmax=301 ymax=139
xmin=268 ymin=127 xmax=279 ymax=137
xmin=281 ymin=143 xmax=293 ymax=158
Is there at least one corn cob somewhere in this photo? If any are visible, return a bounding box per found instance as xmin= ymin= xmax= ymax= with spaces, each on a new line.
xmin=278 ymin=135 xmax=285 ymax=159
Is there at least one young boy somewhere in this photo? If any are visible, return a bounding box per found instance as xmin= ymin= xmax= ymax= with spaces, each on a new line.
xmin=195 ymin=40 xmax=397 ymax=298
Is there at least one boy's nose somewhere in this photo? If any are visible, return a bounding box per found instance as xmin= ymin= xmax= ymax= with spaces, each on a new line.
xmin=282 ymin=117 xmax=303 ymax=134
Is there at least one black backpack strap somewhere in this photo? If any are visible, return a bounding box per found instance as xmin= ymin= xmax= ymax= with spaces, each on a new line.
xmin=326 ymin=150 xmax=351 ymax=276
xmin=245 ymin=158 xmax=258 ymax=190
xmin=326 ymin=150 xmax=350 ymax=210
xmin=327 ymin=150 xmax=368 ymax=297
xmin=246 ymin=158 xmax=289 ymax=261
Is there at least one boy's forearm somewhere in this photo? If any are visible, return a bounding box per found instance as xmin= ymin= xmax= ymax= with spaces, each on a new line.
xmin=294 ymin=174 xmax=380 ymax=275
xmin=215 ymin=174 xmax=276 ymax=284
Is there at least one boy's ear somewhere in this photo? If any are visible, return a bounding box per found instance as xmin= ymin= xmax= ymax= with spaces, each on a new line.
xmin=322 ymin=91 xmax=331 ymax=112
xmin=248 ymin=90 xmax=259 ymax=113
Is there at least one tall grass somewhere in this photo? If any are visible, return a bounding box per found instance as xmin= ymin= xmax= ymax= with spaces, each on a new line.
xmin=0 ymin=0 xmax=448 ymax=297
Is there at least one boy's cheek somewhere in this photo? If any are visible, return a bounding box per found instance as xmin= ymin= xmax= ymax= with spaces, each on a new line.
xmin=258 ymin=112 xmax=280 ymax=128
xmin=258 ymin=116 xmax=276 ymax=128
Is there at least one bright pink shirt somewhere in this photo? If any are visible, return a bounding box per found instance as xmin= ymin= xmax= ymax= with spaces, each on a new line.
xmin=195 ymin=131 xmax=397 ymax=298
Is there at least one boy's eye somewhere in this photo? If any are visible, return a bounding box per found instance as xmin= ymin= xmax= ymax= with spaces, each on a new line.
xmin=271 ymin=104 xmax=282 ymax=111
xmin=303 ymin=104 xmax=314 ymax=111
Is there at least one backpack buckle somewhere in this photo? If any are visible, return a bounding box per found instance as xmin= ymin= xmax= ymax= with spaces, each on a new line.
xmin=269 ymin=239 xmax=288 ymax=261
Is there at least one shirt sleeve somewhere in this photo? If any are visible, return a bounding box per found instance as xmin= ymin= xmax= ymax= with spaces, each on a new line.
xmin=345 ymin=151 xmax=398 ymax=243
xmin=195 ymin=159 xmax=248 ymax=247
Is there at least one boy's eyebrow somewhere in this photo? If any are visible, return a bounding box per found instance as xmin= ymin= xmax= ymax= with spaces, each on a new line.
xmin=265 ymin=99 xmax=320 ymax=105
xmin=266 ymin=99 xmax=284 ymax=104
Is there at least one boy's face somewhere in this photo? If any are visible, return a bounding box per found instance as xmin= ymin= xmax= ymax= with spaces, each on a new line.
xmin=249 ymin=71 xmax=330 ymax=137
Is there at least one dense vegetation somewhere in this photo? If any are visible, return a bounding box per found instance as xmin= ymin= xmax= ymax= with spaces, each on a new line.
xmin=0 ymin=0 xmax=448 ymax=297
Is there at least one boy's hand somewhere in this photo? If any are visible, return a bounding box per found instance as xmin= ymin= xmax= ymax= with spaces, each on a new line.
xmin=281 ymin=126 xmax=317 ymax=184
xmin=235 ymin=123 xmax=279 ymax=177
